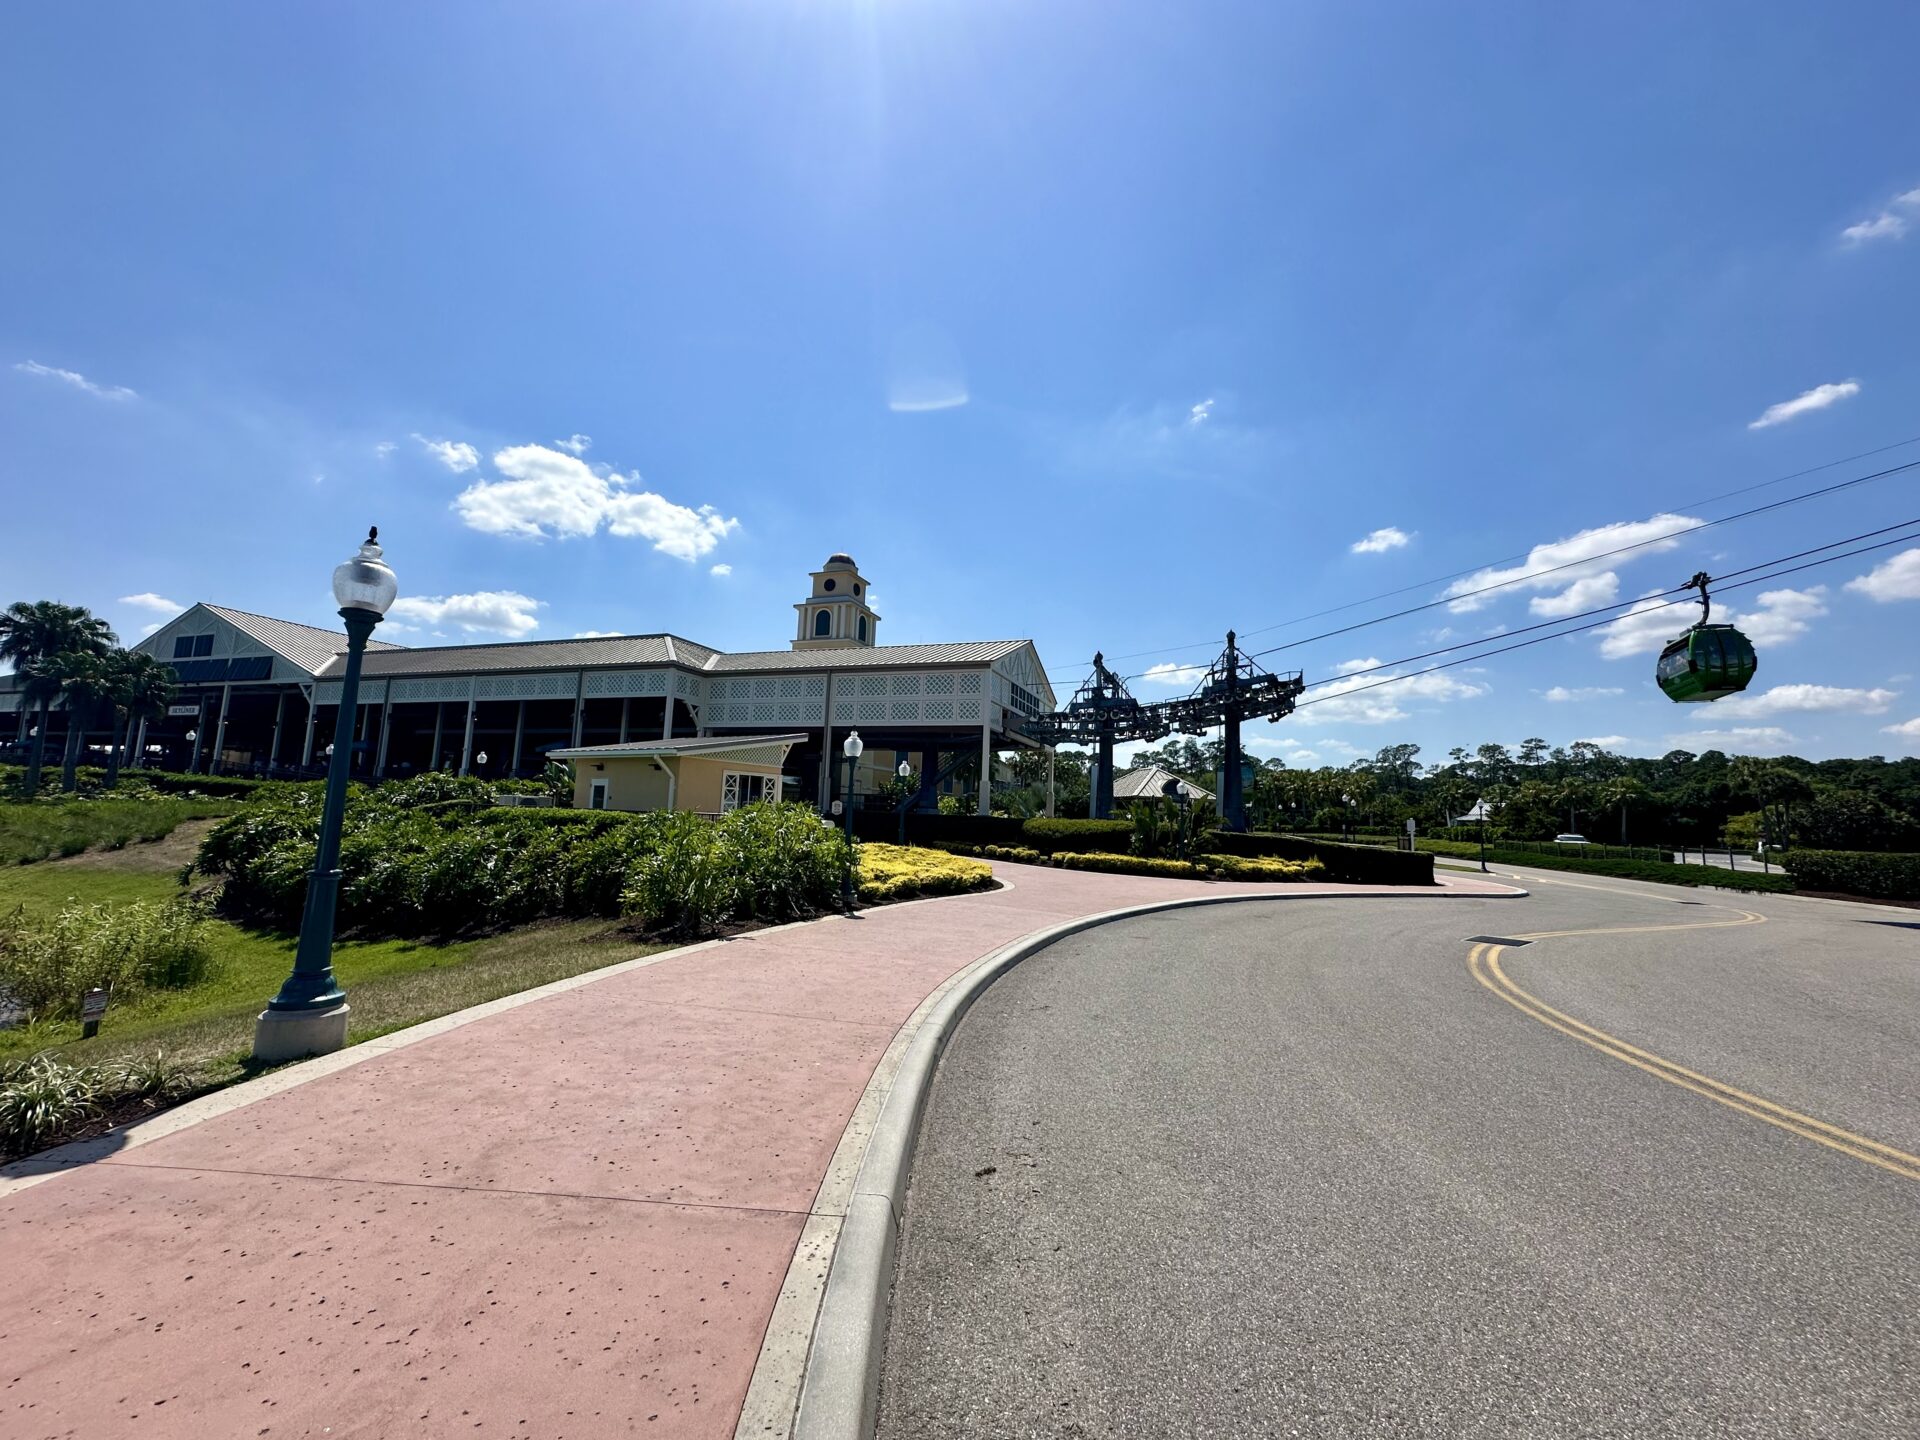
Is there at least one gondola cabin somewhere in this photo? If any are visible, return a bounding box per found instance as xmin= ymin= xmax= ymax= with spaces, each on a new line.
xmin=1656 ymin=623 xmax=1757 ymax=703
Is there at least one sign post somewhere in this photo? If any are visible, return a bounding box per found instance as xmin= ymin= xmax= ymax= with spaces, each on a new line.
xmin=80 ymin=987 xmax=109 ymax=1039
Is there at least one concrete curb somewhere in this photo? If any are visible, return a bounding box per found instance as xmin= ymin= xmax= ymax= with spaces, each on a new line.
xmin=777 ymin=881 xmax=1528 ymax=1440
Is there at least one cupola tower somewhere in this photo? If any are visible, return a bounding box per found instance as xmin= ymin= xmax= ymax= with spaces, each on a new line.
xmin=791 ymin=553 xmax=881 ymax=650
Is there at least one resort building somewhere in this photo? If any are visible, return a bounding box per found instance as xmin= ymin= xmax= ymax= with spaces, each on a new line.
xmin=3 ymin=554 xmax=1056 ymax=816
xmin=1111 ymin=764 xmax=1213 ymax=806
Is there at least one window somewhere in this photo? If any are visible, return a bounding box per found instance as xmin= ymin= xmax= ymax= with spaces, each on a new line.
xmin=857 ymin=616 xmax=867 ymax=642
xmin=722 ymin=771 xmax=774 ymax=812
xmin=823 ymin=578 xmax=836 ymax=591
xmin=172 ymin=634 xmax=214 ymax=659
xmin=814 ymin=609 xmax=832 ymax=636
xmin=589 ymin=779 xmax=609 ymax=811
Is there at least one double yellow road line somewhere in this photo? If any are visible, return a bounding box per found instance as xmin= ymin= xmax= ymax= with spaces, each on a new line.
xmin=1468 ymin=912 xmax=1920 ymax=1183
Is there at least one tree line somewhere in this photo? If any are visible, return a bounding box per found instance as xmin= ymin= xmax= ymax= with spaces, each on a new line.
xmin=1069 ymin=735 xmax=1920 ymax=851
xmin=1 ymin=600 xmax=177 ymax=793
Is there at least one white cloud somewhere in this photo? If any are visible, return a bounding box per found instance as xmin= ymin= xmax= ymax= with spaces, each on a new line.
xmin=1882 ymin=716 xmax=1920 ymax=747
xmin=13 ymin=359 xmax=137 ymax=401
xmin=1542 ymin=685 xmax=1624 ymax=702
xmin=387 ymin=590 xmax=544 ymax=638
xmin=1598 ymin=586 xmax=1825 ymax=659
xmin=710 ymin=563 xmax=733 ymax=577
xmin=1841 ymin=187 xmax=1920 ymax=245
xmin=1705 ymin=682 xmax=1896 ymax=720
xmin=1529 ymin=571 xmax=1620 ymax=618
xmin=554 ymin=433 xmax=592 ymax=455
xmin=1351 ymin=526 xmax=1412 ymax=555
xmin=1747 ymin=380 xmax=1860 ymax=430
xmin=1575 ymin=735 xmax=1631 ymax=749
xmin=1188 ymin=398 xmax=1214 ymax=426
xmin=118 ymin=592 xmax=183 ymax=615
xmin=1846 ymin=547 xmax=1920 ymax=603
xmin=374 ymin=440 xmax=397 ymax=459
xmin=453 ymin=443 xmax=739 ymax=561
xmin=604 ymin=490 xmax=739 ymax=560
xmin=571 ymin=630 xmax=622 ymax=639
xmin=1843 ymin=213 xmax=1906 ymax=244
xmin=413 ymin=434 xmax=481 ymax=472
xmin=1296 ymin=666 xmax=1487 ymax=726
xmin=1733 ymin=586 xmax=1827 ymax=646
xmin=1443 ymin=513 xmax=1700 ymax=613
xmin=1673 ymin=727 xmax=1796 ymax=753
xmin=138 ymin=622 xmax=162 ymax=639
xmin=1140 ymin=662 xmax=1205 ymax=687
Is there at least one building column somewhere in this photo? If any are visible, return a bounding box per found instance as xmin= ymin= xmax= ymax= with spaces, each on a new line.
xmin=300 ymin=687 xmax=317 ymax=766
xmin=619 ymin=697 xmax=630 ymax=743
xmin=429 ymin=703 xmax=445 ymax=770
xmin=512 ymin=700 xmax=526 ymax=775
xmin=459 ymin=688 xmax=478 ymax=777
xmin=976 ymin=720 xmax=992 ymax=816
xmin=917 ymin=748 xmax=939 ymax=811
xmin=132 ymin=716 xmax=148 ymax=769
xmin=209 ymin=684 xmax=233 ymax=773
xmin=816 ymin=673 xmax=836 ymax=813
xmin=268 ymin=690 xmax=286 ymax=768
xmin=375 ymin=699 xmax=393 ymax=777
xmin=571 ymin=674 xmax=585 ymax=748
xmin=1045 ymin=747 xmax=1056 ymax=817
xmin=661 ymin=692 xmax=674 ymax=740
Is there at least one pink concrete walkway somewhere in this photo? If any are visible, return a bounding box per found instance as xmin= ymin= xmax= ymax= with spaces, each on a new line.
xmin=0 ymin=863 xmax=1509 ymax=1439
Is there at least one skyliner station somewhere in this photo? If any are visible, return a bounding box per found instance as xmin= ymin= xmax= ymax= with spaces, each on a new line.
xmin=2 ymin=554 xmax=1056 ymax=815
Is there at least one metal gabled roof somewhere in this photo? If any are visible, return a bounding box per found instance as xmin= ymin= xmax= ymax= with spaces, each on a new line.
xmin=341 ymin=632 xmax=720 ymax=678
xmin=1112 ymin=764 xmax=1213 ymax=802
xmin=701 ymin=640 xmax=1029 ymax=673
xmin=202 ymin=605 xmax=407 ymax=674
xmin=547 ymin=733 xmax=807 ymax=760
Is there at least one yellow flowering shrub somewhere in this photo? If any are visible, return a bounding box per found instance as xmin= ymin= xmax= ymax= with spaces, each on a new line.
xmin=856 ymin=843 xmax=996 ymax=904
xmin=1204 ymin=854 xmax=1325 ymax=883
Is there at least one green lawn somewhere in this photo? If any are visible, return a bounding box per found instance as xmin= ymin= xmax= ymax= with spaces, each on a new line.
xmin=1 ymin=841 xmax=673 ymax=1084
xmin=0 ymin=796 xmax=241 ymax=866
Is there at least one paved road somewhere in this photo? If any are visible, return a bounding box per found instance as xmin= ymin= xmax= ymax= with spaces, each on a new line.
xmin=876 ymin=870 xmax=1920 ymax=1438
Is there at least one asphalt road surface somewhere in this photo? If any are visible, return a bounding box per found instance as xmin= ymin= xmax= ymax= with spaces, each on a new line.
xmin=875 ymin=868 xmax=1920 ymax=1439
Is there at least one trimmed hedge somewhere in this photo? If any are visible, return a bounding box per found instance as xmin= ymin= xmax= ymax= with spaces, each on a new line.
xmin=1203 ymin=831 xmax=1435 ymax=886
xmin=855 ymin=843 xmax=996 ymax=904
xmin=1783 ymin=849 xmax=1920 ymax=901
xmin=1021 ymin=817 xmax=1136 ymax=854
xmin=849 ymin=811 xmax=1028 ymax=847
xmin=928 ymin=841 xmax=1324 ymax=885
xmin=1056 ymin=852 xmax=1211 ymax=879
xmin=1473 ymin=847 xmax=1794 ymax=892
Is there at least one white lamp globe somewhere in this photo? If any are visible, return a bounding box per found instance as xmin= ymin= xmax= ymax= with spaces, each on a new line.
xmin=843 ymin=731 xmax=864 ymax=760
xmin=333 ymin=527 xmax=399 ymax=617
xmin=897 ymin=760 xmax=912 ymax=778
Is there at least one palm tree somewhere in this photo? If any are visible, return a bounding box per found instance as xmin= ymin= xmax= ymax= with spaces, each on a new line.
xmin=0 ymin=601 xmax=115 ymax=793
xmin=1598 ymin=776 xmax=1646 ymax=846
xmin=102 ymin=650 xmax=175 ymax=787
xmin=45 ymin=650 xmax=119 ymax=792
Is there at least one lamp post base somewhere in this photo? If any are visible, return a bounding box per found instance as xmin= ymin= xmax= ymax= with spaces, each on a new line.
xmin=253 ymin=1002 xmax=351 ymax=1062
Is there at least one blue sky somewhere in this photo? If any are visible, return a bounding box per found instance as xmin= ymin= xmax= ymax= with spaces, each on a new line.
xmin=5 ymin=2 xmax=1920 ymax=766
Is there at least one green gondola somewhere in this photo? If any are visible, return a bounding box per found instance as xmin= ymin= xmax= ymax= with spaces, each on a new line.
xmin=1656 ymin=572 xmax=1757 ymax=703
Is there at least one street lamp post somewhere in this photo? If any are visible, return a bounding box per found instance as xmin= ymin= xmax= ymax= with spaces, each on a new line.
xmin=840 ymin=730 xmax=863 ymax=910
xmin=186 ymin=728 xmax=201 ymax=775
xmin=476 ymin=750 xmax=488 ymax=777
xmin=896 ymin=757 xmax=912 ymax=844
xmin=254 ymin=528 xmax=397 ymax=1063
